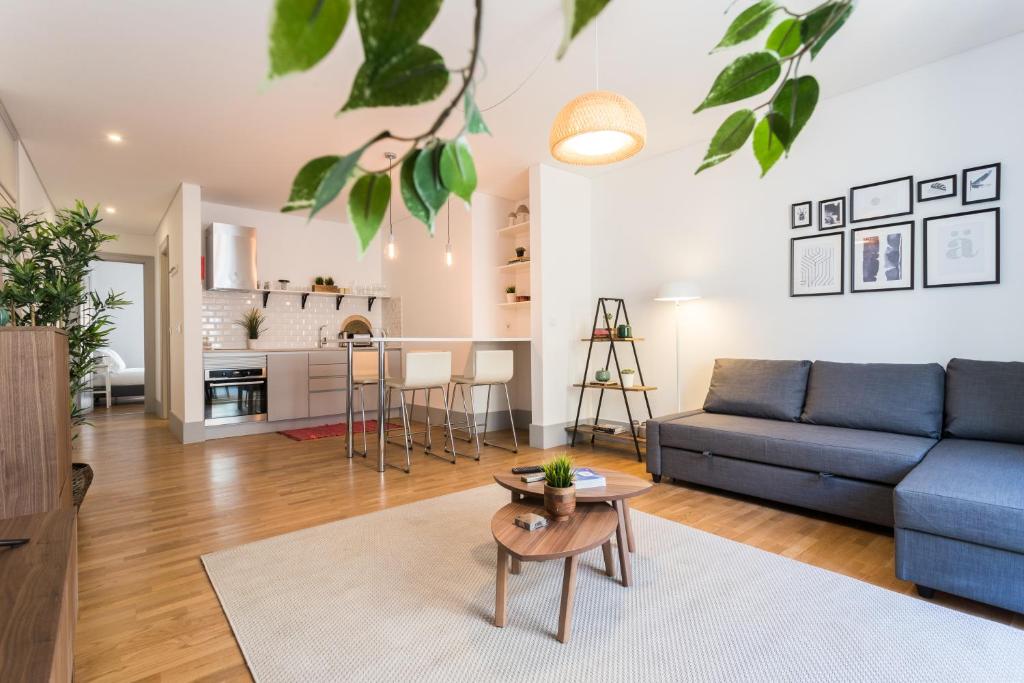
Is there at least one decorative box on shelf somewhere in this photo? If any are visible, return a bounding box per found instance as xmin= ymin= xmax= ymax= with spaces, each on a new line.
xmin=312 ymin=285 xmax=340 ymax=293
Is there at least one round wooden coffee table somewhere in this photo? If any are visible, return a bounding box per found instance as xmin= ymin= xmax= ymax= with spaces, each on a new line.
xmin=491 ymin=501 xmax=618 ymax=643
xmin=493 ymin=469 xmax=652 ymax=586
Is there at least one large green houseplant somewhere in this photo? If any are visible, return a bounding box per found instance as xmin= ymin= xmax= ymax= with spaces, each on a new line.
xmin=0 ymin=202 xmax=129 ymax=428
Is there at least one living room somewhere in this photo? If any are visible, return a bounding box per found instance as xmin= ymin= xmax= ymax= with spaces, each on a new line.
xmin=1 ymin=1 xmax=1022 ymax=681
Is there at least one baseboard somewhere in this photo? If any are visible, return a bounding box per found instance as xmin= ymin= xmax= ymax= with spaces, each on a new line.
xmin=410 ymin=405 xmax=531 ymax=436
xmin=168 ymin=413 xmax=205 ymax=444
xmin=203 ymin=411 xmax=383 ymax=441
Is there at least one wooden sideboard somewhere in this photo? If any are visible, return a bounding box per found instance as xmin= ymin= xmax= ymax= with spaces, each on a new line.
xmin=0 ymin=327 xmax=73 ymax=518
xmin=0 ymin=509 xmax=77 ymax=682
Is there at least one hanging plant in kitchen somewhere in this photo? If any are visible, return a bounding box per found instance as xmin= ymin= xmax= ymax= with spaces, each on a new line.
xmin=694 ymin=0 xmax=854 ymax=176
xmin=267 ymin=0 xmax=610 ymax=253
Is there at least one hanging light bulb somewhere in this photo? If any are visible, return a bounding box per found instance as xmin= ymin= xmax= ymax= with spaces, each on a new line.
xmin=549 ymin=15 xmax=646 ymax=166
xmin=445 ymin=198 xmax=453 ymax=267
xmin=385 ymin=152 xmax=397 ymax=259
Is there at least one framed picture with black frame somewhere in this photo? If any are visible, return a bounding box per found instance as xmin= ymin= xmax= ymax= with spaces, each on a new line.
xmin=962 ymin=163 xmax=1000 ymax=205
xmin=790 ymin=232 xmax=844 ymax=297
xmin=791 ymin=200 xmax=812 ymax=228
xmin=923 ymin=208 xmax=999 ymax=288
xmin=849 ymin=175 xmax=913 ymax=223
xmin=917 ymin=174 xmax=957 ymax=202
xmin=850 ymin=221 xmax=914 ymax=293
xmin=818 ymin=196 xmax=846 ymax=230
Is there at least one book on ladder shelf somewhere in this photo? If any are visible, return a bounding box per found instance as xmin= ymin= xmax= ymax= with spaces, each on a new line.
xmin=569 ymin=297 xmax=655 ymax=462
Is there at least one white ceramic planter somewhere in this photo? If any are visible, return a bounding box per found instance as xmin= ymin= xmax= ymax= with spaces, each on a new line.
xmin=247 ymin=338 xmax=273 ymax=350
xmin=506 ymin=294 xmax=517 ymax=303
xmin=621 ymin=373 xmax=636 ymax=388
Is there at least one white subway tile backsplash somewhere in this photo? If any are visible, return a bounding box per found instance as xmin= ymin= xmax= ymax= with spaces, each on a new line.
xmin=202 ymin=290 xmax=401 ymax=350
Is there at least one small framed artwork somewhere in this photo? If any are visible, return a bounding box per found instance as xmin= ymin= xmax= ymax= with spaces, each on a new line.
xmin=791 ymin=201 xmax=812 ymax=229
xmin=818 ymin=196 xmax=846 ymax=230
xmin=924 ymin=208 xmax=999 ymax=288
xmin=850 ymin=221 xmax=914 ymax=293
xmin=850 ymin=175 xmax=913 ymax=223
xmin=791 ymin=232 xmax=844 ymax=297
xmin=917 ymin=175 xmax=957 ymax=202
xmin=962 ymin=163 xmax=1000 ymax=205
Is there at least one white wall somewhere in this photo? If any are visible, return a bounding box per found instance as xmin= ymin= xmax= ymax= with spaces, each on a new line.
xmin=16 ymin=143 xmax=53 ymax=218
xmin=90 ymin=260 xmax=146 ymax=368
xmin=591 ymin=34 xmax=1024 ymax=418
xmin=202 ymin=201 xmax=382 ymax=294
xmin=0 ymin=107 xmax=17 ymax=205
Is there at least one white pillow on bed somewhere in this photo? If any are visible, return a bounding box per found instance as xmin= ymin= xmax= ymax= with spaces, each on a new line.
xmin=96 ymin=347 xmax=127 ymax=372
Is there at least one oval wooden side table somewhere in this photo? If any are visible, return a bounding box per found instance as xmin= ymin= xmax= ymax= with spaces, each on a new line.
xmin=491 ymin=501 xmax=618 ymax=644
xmin=493 ymin=470 xmax=652 ymax=586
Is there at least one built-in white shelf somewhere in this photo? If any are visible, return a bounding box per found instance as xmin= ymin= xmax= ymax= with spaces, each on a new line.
xmin=497 ymin=221 xmax=530 ymax=237
xmin=498 ymin=300 xmax=531 ymax=308
xmin=498 ymin=260 xmax=531 ymax=273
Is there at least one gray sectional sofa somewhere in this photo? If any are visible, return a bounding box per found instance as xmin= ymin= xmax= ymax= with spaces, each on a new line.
xmin=646 ymin=358 xmax=1024 ymax=614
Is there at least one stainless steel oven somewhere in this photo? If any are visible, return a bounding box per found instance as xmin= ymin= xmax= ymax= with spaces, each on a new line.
xmin=204 ymin=354 xmax=268 ymax=425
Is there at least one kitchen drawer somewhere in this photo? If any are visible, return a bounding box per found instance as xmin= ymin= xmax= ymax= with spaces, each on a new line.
xmin=309 ymin=363 xmax=346 ymax=378
xmin=309 ymin=350 xmax=347 ymax=365
xmin=309 ymin=376 xmax=346 ymax=392
xmin=309 ymin=390 xmax=346 ymax=417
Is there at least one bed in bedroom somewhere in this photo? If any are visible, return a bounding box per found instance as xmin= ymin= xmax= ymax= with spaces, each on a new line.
xmin=94 ymin=348 xmax=145 ymax=406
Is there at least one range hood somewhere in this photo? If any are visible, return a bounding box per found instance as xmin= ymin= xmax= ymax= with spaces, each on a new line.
xmin=205 ymin=223 xmax=258 ymax=291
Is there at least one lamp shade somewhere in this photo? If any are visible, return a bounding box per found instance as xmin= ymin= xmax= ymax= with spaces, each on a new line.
xmin=549 ymin=90 xmax=647 ymax=166
xmin=654 ymin=281 xmax=701 ymax=302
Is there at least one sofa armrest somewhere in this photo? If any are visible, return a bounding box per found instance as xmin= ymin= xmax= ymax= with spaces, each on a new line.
xmin=646 ymin=409 xmax=704 ymax=476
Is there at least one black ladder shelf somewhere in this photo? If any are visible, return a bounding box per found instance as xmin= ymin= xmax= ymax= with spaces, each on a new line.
xmin=570 ymin=297 xmax=654 ymax=461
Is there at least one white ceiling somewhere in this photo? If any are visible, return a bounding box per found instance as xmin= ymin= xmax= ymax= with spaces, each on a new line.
xmin=2 ymin=1 xmax=1022 ymax=234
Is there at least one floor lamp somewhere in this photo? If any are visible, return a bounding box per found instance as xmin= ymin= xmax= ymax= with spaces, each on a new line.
xmin=654 ymin=282 xmax=701 ymax=412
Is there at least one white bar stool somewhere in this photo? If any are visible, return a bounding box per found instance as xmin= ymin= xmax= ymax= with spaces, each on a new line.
xmin=385 ymin=351 xmax=455 ymax=472
xmin=350 ymin=351 xmax=397 ymax=458
xmin=449 ymin=349 xmax=518 ymax=459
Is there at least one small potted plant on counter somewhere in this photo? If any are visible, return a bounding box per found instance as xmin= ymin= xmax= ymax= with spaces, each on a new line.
xmin=620 ymin=368 xmax=636 ymax=388
xmin=236 ymin=307 xmax=269 ymax=350
xmin=542 ymin=453 xmax=576 ymax=522
xmin=505 ymin=285 xmax=517 ymax=303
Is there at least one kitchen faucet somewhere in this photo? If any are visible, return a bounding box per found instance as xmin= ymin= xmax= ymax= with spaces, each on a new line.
xmin=318 ymin=324 xmax=329 ymax=349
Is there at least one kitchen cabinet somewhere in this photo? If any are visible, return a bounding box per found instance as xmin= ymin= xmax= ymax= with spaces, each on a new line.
xmin=308 ymin=354 xmax=347 ymax=418
xmin=267 ymin=352 xmax=309 ymax=421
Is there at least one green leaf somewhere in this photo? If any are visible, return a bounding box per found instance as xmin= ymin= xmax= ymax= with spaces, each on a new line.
xmin=439 ymin=138 xmax=477 ymax=204
xmin=347 ymin=172 xmax=391 ymax=253
xmin=464 ymin=90 xmax=490 ymax=135
xmin=765 ymin=17 xmax=801 ymax=57
xmin=341 ymin=44 xmax=449 ymax=111
xmin=696 ymin=109 xmax=755 ymax=174
xmin=557 ymin=0 xmax=612 ymax=59
xmin=400 ymin=150 xmax=433 ymax=229
xmin=714 ymin=0 xmax=777 ymax=51
xmin=769 ymin=75 xmax=819 ymax=149
xmin=268 ymin=0 xmax=351 ymax=79
xmin=753 ymin=115 xmax=786 ymax=176
xmin=282 ymin=156 xmax=340 ymax=212
xmin=355 ymin=0 xmax=442 ymax=62
xmin=413 ymin=143 xmax=448 ymax=234
xmin=802 ymin=1 xmax=853 ymax=59
xmin=694 ymin=51 xmax=781 ymax=113
xmin=311 ymin=146 xmax=365 ymax=218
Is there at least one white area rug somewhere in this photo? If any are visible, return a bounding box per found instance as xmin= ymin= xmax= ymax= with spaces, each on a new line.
xmin=203 ymin=485 xmax=1024 ymax=682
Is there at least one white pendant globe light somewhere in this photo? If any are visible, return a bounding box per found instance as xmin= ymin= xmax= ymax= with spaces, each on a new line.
xmin=549 ymin=16 xmax=646 ymax=166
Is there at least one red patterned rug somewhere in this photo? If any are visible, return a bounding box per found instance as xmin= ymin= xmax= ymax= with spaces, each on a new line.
xmin=278 ymin=420 xmax=400 ymax=442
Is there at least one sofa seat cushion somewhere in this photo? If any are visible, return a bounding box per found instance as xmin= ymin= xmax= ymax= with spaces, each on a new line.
xmin=895 ymin=439 xmax=1024 ymax=554
xmin=801 ymin=361 xmax=945 ymax=438
xmin=659 ymin=412 xmax=936 ymax=485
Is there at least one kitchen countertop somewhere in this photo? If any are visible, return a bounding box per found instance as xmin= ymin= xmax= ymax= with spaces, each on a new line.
xmin=204 ymin=338 xmax=531 ymax=354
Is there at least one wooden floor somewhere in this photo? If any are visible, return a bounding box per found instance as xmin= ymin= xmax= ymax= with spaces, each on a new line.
xmin=73 ymin=409 xmax=1021 ymax=681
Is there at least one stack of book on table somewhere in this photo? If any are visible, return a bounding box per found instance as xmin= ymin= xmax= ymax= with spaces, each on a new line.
xmin=574 ymin=468 xmax=606 ymax=489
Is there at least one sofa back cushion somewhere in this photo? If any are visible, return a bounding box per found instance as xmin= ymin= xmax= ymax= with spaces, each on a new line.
xmin=945 ymin=358 xmax=1024 ymax=444
xmin=703 ymin=359 xmax=811 ymax=422
xmin=801 ymin=361 xmax=945 ymax=438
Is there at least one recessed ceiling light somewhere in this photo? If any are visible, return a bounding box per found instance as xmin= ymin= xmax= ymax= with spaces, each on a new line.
xmin=106 ymin=132 xmax=123 ymax=143
xmin=105 ymin=207 xmax=117 ymax=214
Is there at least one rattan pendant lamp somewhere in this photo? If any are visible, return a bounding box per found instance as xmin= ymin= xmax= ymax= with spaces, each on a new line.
xmin=549 ymin=17 xmax=646 ymax=166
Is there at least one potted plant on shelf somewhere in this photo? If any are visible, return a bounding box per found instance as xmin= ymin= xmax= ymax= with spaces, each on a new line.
xmin=620 ymin=368 xmax=636 ymax=388
xmin=236 ymin=307 xmax=269 ymax=349
xmin=505 ymin=285 xmax=517 ymax=304
xmin=313 ymin=276 xmax=340 ymax=294
xmin=542 ymin=454 xmax=576 ymax=522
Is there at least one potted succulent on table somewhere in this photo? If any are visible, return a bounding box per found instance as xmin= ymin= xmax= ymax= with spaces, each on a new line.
xmin=542 ymin=454 xmax=576 ymax=522
xmin=505 ymin=285 xmax=517 ymax=303
xmin=620 ymin=368 xmax=636 ymax=388
xmin=236 ymin=307 xmax=269 ymax=349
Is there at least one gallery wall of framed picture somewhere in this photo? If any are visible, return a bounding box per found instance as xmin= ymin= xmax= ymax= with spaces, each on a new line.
xmin=789 ymin=163 xmax=1002 ymax=298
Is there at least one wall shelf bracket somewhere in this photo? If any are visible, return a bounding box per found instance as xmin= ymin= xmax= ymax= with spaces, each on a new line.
xmin=300 ymin=292 xmax=310 ymax=309
xmin=335 ymin=295 xmax=345 ymax=310
xmin=367 ymin=297 xmax=376 ymax=312
xmin=261 ymin=291 xmax=271 ymax=308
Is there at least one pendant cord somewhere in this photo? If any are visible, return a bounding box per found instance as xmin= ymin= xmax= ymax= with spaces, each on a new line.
xmin=594 ymin=16 xmax=600 ymax=90
xmin=385 ymin=152 xmax=396 ymax=238
xmin=446 ymin=199 xmax=451 ymax=246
